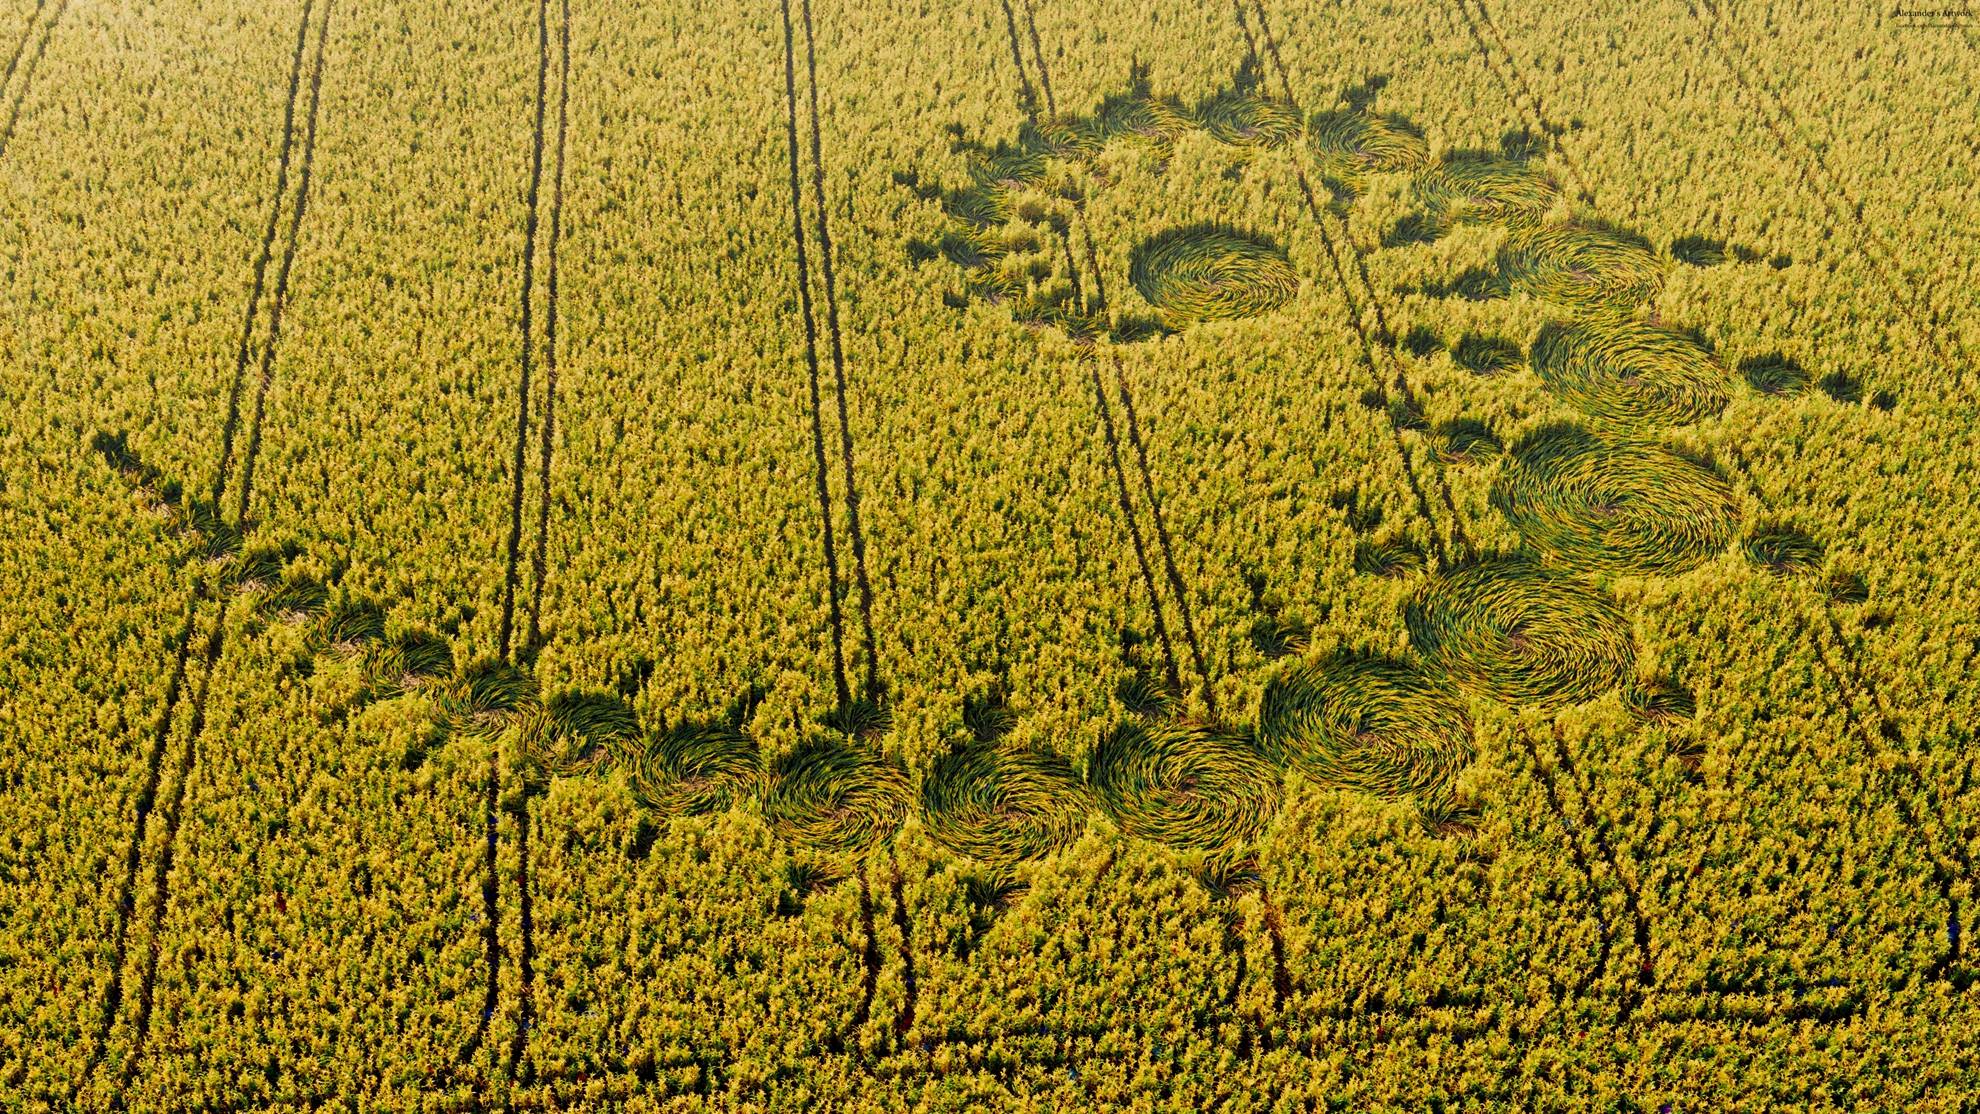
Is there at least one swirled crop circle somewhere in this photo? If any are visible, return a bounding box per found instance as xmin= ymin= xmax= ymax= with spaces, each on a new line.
xmin=1128 ymin=225 xmax=1298 ymax=325
xmin=1530 ymin=316 xmax=1730 ymax=427
xmin=1491 ymin=424 xmax=1737 ymax=575
xmin=1406 ymin=558 xmax=1636 ymax=708
xmin=1256 ymin=653 xmax=1473 ymax=807
xmin=1087 ymin=718 xmax=1280 ymax=850
xmin=922 ymin=745 xmax=1090 ymax=863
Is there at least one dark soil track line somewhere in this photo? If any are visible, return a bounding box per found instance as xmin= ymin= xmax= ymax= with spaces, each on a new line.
xmin=504 ymin=796 xmax=538 ymax=1087
xmin=1019 ymin=0 xmax=1055 ymax=116
xmin=210 ymin=0 xmax=318 ymax=512
xmin=80 ymin=594 xmax=200 ymax=1085
xmin=1548 ymin=725 xmax=1654 ymax=1010
xmin=230 ymin=0 xmax=333 ymax=527
xmin=888 ymin=854 xmax=918 ymax=1044
xmin=1112 ymin=358 xmax=1216 ymax=718
xmin=114 ymin=595 xmax=234 ymax=1100
xmin=798 ymin=0 xmax=881 ymax=699
xmin=523 ymin=0 xmax=572 ymax=655
xmin=1512 ymin=726 xmax=1615 ymax=1006
xmin=1088 ymin=361 xmax=1185 ymax=696
xmin=0 ymin=0 xmax=67 ymax=163
xmin=458 ymin=754 xmax=502 ymax=1071
xmin=84 ymin=1 xmax=333 ymax=1094
xmin=836 ymin=866 xmax=880 ymax=1053
xmin=779 ymin=0 xmax=851 ymax=711
xmin=1804 ymin=603 xmax=1970 ymax=979
xmin=1259 ymin=884 xmax=1292 ymax=1010
xmin=995 ymin=0 xmax=1039 ymax=119
xmin=496 ymin=0 xmax=556 ymax=663
xmin=1682 ymin=0 xmax=1967 ymax=378
xmin=1237 ymin=0 xmax=1463 ymax=567
xmin=1447 ymin=0 xmax=1596 ymax=203
xmin=508 ymin=0 xmax=569 ymax=1088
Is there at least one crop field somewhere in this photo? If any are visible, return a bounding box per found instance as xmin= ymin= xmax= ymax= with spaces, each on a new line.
xmin=2 ymin=0 xmax=1978 ymax=1109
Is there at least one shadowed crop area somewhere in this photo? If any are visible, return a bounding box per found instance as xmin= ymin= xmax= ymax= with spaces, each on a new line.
xmin=5 ymin=0 xmax=1978 ymax=1109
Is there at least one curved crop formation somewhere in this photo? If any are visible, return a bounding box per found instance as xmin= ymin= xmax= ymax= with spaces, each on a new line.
xmin=623 ymin=722 xmax=764 ymax=817
xmin=1744 ymin=524 xmax=1824 ymax=576
xmin=762 ymin=735 xmax=911 ymax=854
xmin=1308 ymin=109 xmax=1429 ymax=173
xmin=1087 ymin=719 xmax=1279 ymax=851
xmin=1492 ymin=424 xmax=1737 ymax=575
xmin=1412 ymin=153 xmax=1559 ymax=229
xmin=1256 ymin=653 xmax=1473 ymax=807
xmin=1128 ymin=225 xmax=1298 ymax=325
xmin=1195 ymin=90 xmax=1302 ymax=149
xmin=1530 ymin=317 xmax=1730 ymax=427
xmin=1498 ymin=222 xmax=1664 ymax=311
xmin=921 ymin=745 xmax=1090 ymax=863
xmin=1406 ymin=558 xmax=1636 ymax=708
xmin=438 ymin=657 xmax=540 ymax=739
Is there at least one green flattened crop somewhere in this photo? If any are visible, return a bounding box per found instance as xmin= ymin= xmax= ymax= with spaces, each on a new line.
xmin=1492 ymin=424 xmax=1737 ymax=575
xmin=1256 ymin=652 xmax=1473 ymax=808
xmin=1308 ymin=109 xmax=1428 ymax=173
xmin=1529 ymin=316 xmax=1730 ymax=427
xmin=1128 ymin=225 xmax=1298 ymax=325
xmin=1406 ymin=557 xmax=1636 ymax=708
xmin=623 ymin=722 xmax=764 ymax=817
xmin=921 ymin=745 xmax=1090 ymax=863
xmin=1195 ymin=90 xmax=1302 ymax=149
xmin=1498 ymin=221 xmax=1664 ymax=311
xmin=1412 ymin=153 xmax=1559 ymax=229
xmin=437 ymin=657 xmax=540 ymax=739
xmin=762 ymin=735 xmax=910 ymax=854
xmin=1086 ymin=719 xmax=1279 ymax=851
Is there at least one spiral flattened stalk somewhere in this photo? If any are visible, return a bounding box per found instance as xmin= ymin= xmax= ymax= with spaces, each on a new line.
xmin=1498 ymin=222 xmax=1664 ymax=312
xmin=1308 ymin=110 xmax=1428 ymax=174
xmin=1195 ymin=90 xmax=1302 ymax=150
xmin=623 ymin=722 xmax=764 ymax=817
xmin=1128 ymin=225 xmax=1298 ymax=325
xmin=1086 ymin=719 xmax=1279 ymax=851
xmin=1406 ymin=558 xmax=1635 ymax=708
xmin=762 ymin=736 xmax=910 ymax=854
xmin=922 ymin=746 xmax=1089 ymax=863
xmin=1492 ymin=424 xmax=1737 ymax=575
xmin=1256 ymin=653 xmax=1473 ymax=809
xmin=1412 ymin=154 xmax=1559 ymax=229
xmin=1530 ymin=317 xmax=1730 ymax=428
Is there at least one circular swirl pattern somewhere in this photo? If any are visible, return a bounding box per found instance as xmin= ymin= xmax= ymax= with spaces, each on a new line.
xmin=1196 ymin=90 xmax=1301 ymax=149
xmin=922 ymin=745 xmax=1090 ymax=863
xmin=1498 ymin=222 xmax=1664 ymax=311
xmin=1491 ymin=424 xmax=1737 ymax=575
xmin=1412 ymin=154 xmax=1559 ymax=228
xmin=1256 ymin=653 xmax=1473 ymax=807
xmin=1308 ymin=109 xmax=1428 ymax=172
xmin=624 ymin=722 xmax=764 ymax=817
xmin=437 ymin=657 xmax=539 ymax=738
xmin=1406 ymin=558 xmax=1636 ymax=708
xmin=761 ymin=736 xmax=910 ymax=853
xmin=1530 ymin=316 xmax=1730 ymax=427
xmin=1086 ymin=719 xmax=1279 ymax=850
xmin=1128 ymin=225 xmax=1298 ymax=324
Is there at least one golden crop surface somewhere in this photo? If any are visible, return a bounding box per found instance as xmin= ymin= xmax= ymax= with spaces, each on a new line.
xmin=1 ymin=0 xmax=1976 ymax=1109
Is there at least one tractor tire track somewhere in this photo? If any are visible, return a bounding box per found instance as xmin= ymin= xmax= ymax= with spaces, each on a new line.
xmin=1019 ymin=0 xmax=1055 ymax=116
xmin=210 ymin=0 xmax=319 ymax=511
xmin=889 ymin=853 xmax=918 ymax=1044
xmin=1682 ymin=0 xmax=1968 ymax=379
xmin=1548 ymin=725 xmax=1655 ymax=1014
xmin=1088 ymin=361 xmax=1186 ymax=697
xmin=80 ymin=0 xmax=333 ymax=1094
xmin=1236 ymin=0 xmax=1466 ymax=567
xmin=523 ymin=0 xmax=572 ymax=656
xmin=1446 ymin=0 xmax=1596 ymax=203
xmin=495 ymin=0 xmax=556 ymax=663
xmin=779 ymin=0 xmax=852 ymax=712
xmin=1112 ymin=357 xmax=1217 ymax=717
xmin=0 ymin=0 xmax=66 ymax=163
xmin=507 ymin=0 xmax=570 ymax=1090
xmin=1511 ymin=726 xmax=1616 ymax=1006
xmin=798 ymin=0 xmax=881 ymax=700
xmin=995 ymin=0 xmax=1040 ymax=119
